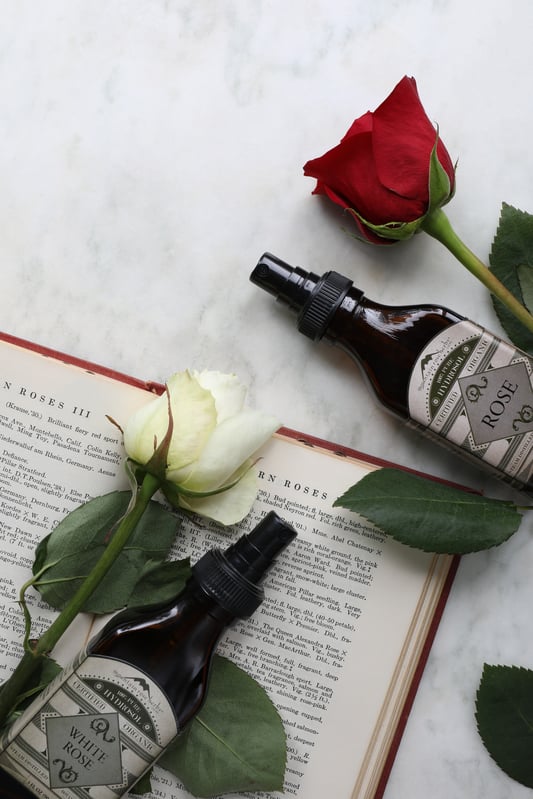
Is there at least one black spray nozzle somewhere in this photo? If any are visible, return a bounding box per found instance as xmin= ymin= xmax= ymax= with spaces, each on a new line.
xmin=250 ymin=252 xmax=353 ymax=340
xmin=250 ymin=252 xmax=320 ymax=310
xmin=224 ymin=510 xmax=297 ymax=582
xmin=192 ymin=511 xmax=297 ymax=618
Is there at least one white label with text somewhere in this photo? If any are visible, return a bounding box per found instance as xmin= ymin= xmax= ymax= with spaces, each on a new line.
xmin=0 ymin=654 xmax=179 ymax=797
xmin=408 ymin=320 xmax=533 ymax=487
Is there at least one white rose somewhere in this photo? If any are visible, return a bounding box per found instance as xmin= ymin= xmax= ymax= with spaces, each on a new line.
xmin=123 ymin=370 xmax=279 ymax=525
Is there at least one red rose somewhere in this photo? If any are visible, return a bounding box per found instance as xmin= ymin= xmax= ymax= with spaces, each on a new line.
xmin=303 ymin=76 xmax=456 ymax=243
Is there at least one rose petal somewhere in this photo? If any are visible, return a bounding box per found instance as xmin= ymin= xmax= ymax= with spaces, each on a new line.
xmin=123 ymin=394 xmax=170 ymax=465
xmin=178 ymin=465 xmax=259 ymax=526
xmin=342 ymin=109 xmax=373 ymax=139
xmin=193 ymin=370 xmax=247 ymax=423
xmin=165 ymin=372 xmax=218 ymax=471
xmin=305 ymin=132 xmax=426 ymax=223
xmin=168 ymin=410 xmax=279 ymax=490
xmin=123 ymin=372 xmax=217 ymax=471
xmin=372 ymin=76 xmax=454 ymax=200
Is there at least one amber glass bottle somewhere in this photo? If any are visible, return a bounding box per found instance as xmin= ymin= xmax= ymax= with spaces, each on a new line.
xmin=0 ymin=511 xmax=296 ymax=798
xmin=250 ymin=252 xmax=533 ymax=492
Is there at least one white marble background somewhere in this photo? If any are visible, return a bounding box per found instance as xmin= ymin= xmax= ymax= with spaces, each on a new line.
xmin=2 ymin=1 xmax=533 ymax=797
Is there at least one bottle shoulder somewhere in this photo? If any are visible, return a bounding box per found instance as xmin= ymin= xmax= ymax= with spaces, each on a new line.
xmin=331 ymin=294 xmax=464 ymax=346
xmin=325 ymin=296 xmax=465 ymax=416
xmin=91 ymin=593 xmax=228 ymax=656
xmin=344 ymin=292 xmax=464 ymax=326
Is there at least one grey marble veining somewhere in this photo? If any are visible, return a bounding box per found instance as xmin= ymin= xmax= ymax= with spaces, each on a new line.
xmin=1 ymin=2 xmax=533 ymax=796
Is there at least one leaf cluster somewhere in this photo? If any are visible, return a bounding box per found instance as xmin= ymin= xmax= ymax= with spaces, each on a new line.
xmin=489 ymin=202 xmax=533 ymax=351
xmin=16 ymin=492 xmax=286 ymax=797
xmin=31 ymin=491 xmax=187 ymax=613
xmin=8 ymin=206 xmax=533 ymax=797
xmin=157 ymin=656 xmax=286 ymax=797
xmin=334 ymin=202 xmax=533 ymax=793
xmin=476 ymin=664 xmax=533 ymax=788
xmin=334 ymin=464 xmax=529 ymax=791
xmin=334 ymin=468 xmax=522 ymax=554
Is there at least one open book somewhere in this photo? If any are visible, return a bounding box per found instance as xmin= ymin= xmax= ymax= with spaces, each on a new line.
xmin=0 ymin=331 xmax=457 ymax=799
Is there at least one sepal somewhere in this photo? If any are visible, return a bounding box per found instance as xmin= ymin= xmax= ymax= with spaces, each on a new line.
xmin=428 ymin=131 xmax=455 ymax=213
xmin=346 ymin=208 xmax=424 ymax=241
xmin=141 ymin=387 xmax=174 ymax=481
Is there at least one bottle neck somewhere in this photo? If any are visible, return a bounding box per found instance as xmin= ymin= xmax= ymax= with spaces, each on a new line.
xmin=293 ymin=271 xmax=356 ymax=341
xmin=250 ymin=253 xmax=360 ymax=341
xmin=250 ymin=254 xmax=466 ymax=417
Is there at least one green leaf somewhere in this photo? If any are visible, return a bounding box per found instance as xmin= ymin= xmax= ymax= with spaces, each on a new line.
xmin=0 ymin=655 xmax=61 ymax=728
xmin=159 ymin=655 xmax=287 ymax=796
xmin=476 ymin=664 xmax=533 ymax=788
xmin=333 ymin=468 xmax=522 ymax=554
xmin=33 ymin=492 xmax=182 ymax=613
xmin=130 ymin=769 xmax=153 ymax=795
xmin=19 ymin=656 xmax=62 ymax=703
xmin=517 ymin=263 xmax=533 ymax=314
xmin=489 ymin=202 xmax=533 ymax=351
xmin=129 ymin=559 xmax=191 ymax=607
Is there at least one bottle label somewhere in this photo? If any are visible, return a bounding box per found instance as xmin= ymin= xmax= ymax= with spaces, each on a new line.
xmin=0 ymin=653 xmax=179 ymax=798
xmin=407 ymin=320 xmax=533 ymax=487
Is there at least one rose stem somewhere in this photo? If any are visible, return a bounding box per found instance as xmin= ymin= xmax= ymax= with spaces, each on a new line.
xmin=421 ymin=208 xmax=533 ymax=336
xmin=0 ymin=472 xmax=161 ymax=727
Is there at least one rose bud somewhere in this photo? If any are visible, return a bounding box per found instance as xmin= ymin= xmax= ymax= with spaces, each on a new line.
xmin=304 ymin=76 xmax=456 ymax=243
xmin=123 ymin=370 xmax=279 ymax=525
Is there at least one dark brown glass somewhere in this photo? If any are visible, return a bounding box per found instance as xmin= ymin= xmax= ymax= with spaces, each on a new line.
xmin=90 ymin=581 xmax=233 ymax=728
xmin=0 ymin=512 xmax=296 ymax=798
xmin=249 ymin=252 xmax=533 ymax=493
xmin=249 ymin=252 xmax=464 ymax=419
xmin=326 ymin=292 xmax=464 ymax=417
xmin=0 ymin=769 xmax=33 ymax=798
xmin=0 ymin=586 xmax=233 ymax=799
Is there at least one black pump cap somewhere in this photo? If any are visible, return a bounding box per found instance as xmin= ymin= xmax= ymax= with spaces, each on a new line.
xmin=250 ymin=252 xmax=320 ymax=311
xmin=192 ymin=511 xmax=297 ymax=618
xmin=250 ymin=252 xmax=353 ymax=340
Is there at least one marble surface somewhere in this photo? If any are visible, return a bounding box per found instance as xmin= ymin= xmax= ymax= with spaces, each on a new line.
xmin=2 ymin=2 xmax=533 ymax=797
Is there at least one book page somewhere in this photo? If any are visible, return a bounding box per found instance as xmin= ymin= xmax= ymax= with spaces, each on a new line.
xmin=0 ymin=340 xmax=153 ymax=670
xmin=0 ymin=339 xmax=454 ymax=799
xmin=148 ymin=436 xmax=453 ymax=799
